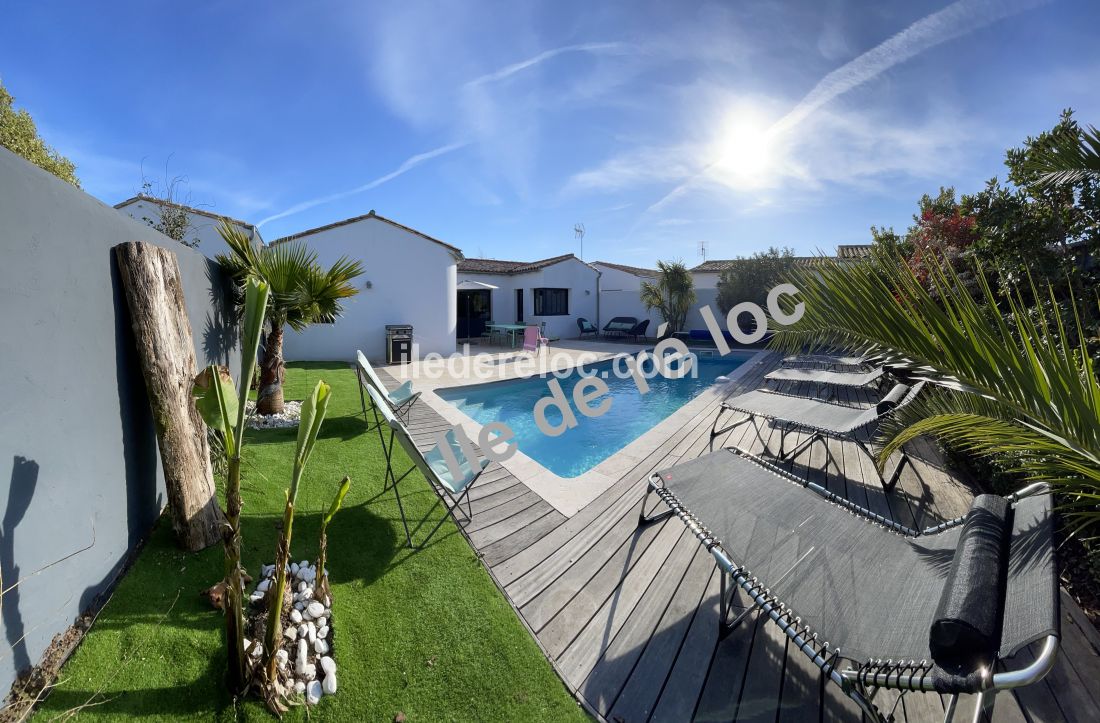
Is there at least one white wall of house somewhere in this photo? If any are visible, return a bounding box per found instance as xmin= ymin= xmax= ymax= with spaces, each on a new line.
xmin=685 ymin=270 xmax=722 ymax=330
xmin=592 ymin=263 xmax=661 ymax=336
xmin=280 ymin=216 xmax=459 ymax=362
xmin=115 ymin=198 xmax=261 ymax=259
xmin=462 ymin=258 xmax=599 ymax=340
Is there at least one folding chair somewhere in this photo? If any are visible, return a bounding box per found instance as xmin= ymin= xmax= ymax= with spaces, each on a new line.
xmin=365 ymin=384 xmax=488 ymax=549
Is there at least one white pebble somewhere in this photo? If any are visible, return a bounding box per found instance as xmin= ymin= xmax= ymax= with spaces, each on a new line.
xmin=283 ymin=626 xmax=297 ymax=641
xmin=297 ymin=581 xmax=307 ymax=593
xmin=319 ymin=656 xmax=336 ymax=675
xmin=295 ymin=639 xmax=308 ymax=675
xmin=250 ymin=642 xmax=263 ymax=658
xmin=303 ymin=663 xmax=317 ymax=681
xmin=322 ymin=671 xmax=337 ymax=695
xmin=314 ymin=638 xmax=329 ymax=655
xmin=316 ymin=616 xmax=327 ymax=629
xmin=307 ymin=601 xmax=325 ymax=618
xmin=317 ymin=625 xmax=329 ymax=640
xmin=249 ymin=591 xmax=264 ymax=603
xmin=294 ymin=681 xmax=306 ymax=694
xmin=306 ymin=621 xmax=317 ymax=644
xmin=299 ymin=560 xmax=309 ymax=570
xmin=257 ymin=579 xmax=270 ymax=593
xmin=298 ymin=623 xmax=309 ymax=640
xmin=294 ymin=601 xmax=305 ymax=611
xmin=306 ymin=679 xmax=322 ymax=704
xmin=289 ymin=609 xmax=302 ymax=624
xmin=275 ymin=649 xmax=288 ymax=668
xmin=290 ymin=562 xmax=299 ymax=575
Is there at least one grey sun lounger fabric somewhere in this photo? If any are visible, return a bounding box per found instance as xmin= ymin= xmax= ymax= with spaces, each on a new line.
xmin=649 ymin=448 xmax=1058 ymax=670
xmin=764 ymin=366 xmax=885 ymax=388
xmin=721 ymin=388 xmax=885 ymax=434
xmin=782 ymin=354 xmax=868 ymax=371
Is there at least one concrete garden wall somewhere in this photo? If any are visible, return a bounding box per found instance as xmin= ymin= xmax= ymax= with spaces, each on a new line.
xmin=0 ymin=147 xmax=240 ymax=694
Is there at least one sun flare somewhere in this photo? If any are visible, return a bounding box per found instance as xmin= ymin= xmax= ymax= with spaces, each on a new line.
xmin=710 ymin=109 xmax=780 ymax=189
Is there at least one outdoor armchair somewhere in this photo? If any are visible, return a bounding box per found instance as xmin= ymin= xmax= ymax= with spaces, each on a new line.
xmin=577 ymin=317 xmax=598 ymax=338
xmin=365 ymin=384 xmax=489 ymax=549
xmin=639 ymin=446 xmax=1059 ymax=723
xmin=781 ymin=353 xmax=871 ymax=372
xmin=356 ymin=350 xmax=420 ymax=426
xmin=710 ymin=382 xmax=925 ymax=489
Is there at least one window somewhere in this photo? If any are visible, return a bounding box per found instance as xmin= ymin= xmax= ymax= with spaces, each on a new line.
xmin=533 ymin=288 xmax=568 ymax=316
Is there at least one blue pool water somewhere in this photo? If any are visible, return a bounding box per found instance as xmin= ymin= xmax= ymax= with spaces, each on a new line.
xmin=436 ymin=352 xmax=753 ymax=477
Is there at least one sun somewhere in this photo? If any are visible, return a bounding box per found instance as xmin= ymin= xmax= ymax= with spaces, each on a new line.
xmin=710 ymin=110 xmax=778 ymax=189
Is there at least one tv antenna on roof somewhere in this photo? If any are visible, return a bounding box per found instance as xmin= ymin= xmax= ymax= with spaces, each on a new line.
xmin=699 ymin=239 xmax=708 ymax=262
xmin=574 ymin=222 xmax=585 ymax=260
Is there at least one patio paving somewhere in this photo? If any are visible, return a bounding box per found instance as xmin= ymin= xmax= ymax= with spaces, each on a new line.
xmin=379 ymin=351 xmax=1100 ymax=722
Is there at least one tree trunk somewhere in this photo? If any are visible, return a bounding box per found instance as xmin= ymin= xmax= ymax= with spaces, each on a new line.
xmin=114 ymin=241 xmax=226 ymax=551
xmin=256 ymin=324 xmax=285 ymax=415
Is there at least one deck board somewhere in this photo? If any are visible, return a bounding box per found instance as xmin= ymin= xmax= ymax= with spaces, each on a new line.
xmin=379 ymin=354 xmax=1099 ymax=723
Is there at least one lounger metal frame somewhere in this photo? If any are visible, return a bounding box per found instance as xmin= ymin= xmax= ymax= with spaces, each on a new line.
xmin=709 ymin=386 xmax=920 ymax=490
xmin=638 ymin=447 xmax=1059 ymax=723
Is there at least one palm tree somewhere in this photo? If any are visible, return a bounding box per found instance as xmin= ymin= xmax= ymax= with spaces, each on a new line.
xmin=217 ymin=223 xmax=364 ymax=414
xmin=771 ymin=254 xmax=1100 ymax=536
xmin=1024 ymin=123 xmax=1100 ymax=188
xmin=640 ymin=260 xmax=696 ymax=334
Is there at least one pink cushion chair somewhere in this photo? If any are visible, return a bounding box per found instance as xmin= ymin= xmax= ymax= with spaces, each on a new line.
xmin=522 ymin=325 xmax=549 ymax=354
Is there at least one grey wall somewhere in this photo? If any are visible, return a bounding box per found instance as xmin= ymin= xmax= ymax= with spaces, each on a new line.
xmin=0 ymin=148 xmax=239 ymax=693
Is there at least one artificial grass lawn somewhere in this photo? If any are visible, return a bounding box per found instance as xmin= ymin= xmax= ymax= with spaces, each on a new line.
xmin=36 ymin=362 xmax=589 ymax=722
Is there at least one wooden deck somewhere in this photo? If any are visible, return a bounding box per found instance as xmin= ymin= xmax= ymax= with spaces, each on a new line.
xmin=382 ymin=354 xmax=1100 ymax=723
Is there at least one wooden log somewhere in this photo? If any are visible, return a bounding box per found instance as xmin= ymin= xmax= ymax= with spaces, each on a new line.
xmin=114 ymin=241 xmax=226 ymax=551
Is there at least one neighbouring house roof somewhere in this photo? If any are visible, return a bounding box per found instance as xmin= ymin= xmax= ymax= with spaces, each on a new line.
xmin=269 ymin=209 xmax=463 ymax=257
xmin=691 ymin=245 xmax=873 ymax=273
xmin=458 ymin=253 xmax=598 ymax=275
xmin=592 ymin=260 xmax=658 ymax=278
xmin=114 ymin=194 xmax=261 ymax=236
xmin=836 ymin=244 xmax=873 ymax=259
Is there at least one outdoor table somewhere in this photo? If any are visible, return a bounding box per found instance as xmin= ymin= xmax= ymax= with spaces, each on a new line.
xmin=486 ymin=323 xmax=527 ymax=348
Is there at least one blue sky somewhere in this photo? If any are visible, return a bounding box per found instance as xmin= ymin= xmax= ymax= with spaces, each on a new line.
xmin=3 ymin=0 xmax=1098 ymax=266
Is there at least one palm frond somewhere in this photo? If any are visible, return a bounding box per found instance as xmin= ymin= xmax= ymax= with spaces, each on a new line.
xmin=1024 ymin=124 xmax=1100 ymax=188
xmin=770 ymin=252 xmax=1100 ymax=531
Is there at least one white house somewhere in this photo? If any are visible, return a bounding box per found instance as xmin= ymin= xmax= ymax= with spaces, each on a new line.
xmin=274 ymin=210 xmax=462 ymax=362
xmin=456 ymin=254 xmax=600 ymax=342
xmin=591 ymin=261 xmax=661 ymax=335
xmin=114 ymin=194 xmax=264 ymax=259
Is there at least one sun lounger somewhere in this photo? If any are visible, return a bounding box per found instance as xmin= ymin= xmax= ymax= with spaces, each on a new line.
xmin=365 ymin=384 xmax=489 ymax=549
xmin=764 ymin=365 xmax=887 ymax=390
xmin=782 ymin=353 xmax=871 ymax=371
xmin=356 ymin=350 xmax=420 ymax=425
xmin=710 ymin=382 xmax=924 ymax=489
xmin=639 ymin=446 xmax=1059 ymax=723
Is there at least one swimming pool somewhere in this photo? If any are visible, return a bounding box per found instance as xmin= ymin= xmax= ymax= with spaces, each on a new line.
xmin=436 ymin=352 xmax=754 ymax=478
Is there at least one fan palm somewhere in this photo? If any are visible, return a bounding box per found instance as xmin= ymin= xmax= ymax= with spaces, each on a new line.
xmin=770 ymin=253 xmax=1100 ymax=536
xmin=217 ymin=224 xmax=364 ymax=414
xmin=640 ymin=260 xmax=696 ymax=334
xmin=1024 ymin=123 xmax=1100 ymax=188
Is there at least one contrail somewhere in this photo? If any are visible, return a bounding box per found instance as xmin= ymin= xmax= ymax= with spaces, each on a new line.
xmin=464 ymin=42 xmax=627 ymax=88
xmin=257 ymin=142 xmax=467 ymax=227
xmin=641 ymin=0 xmax=1047 ymax=218
xmin=770 ymin=0 xmax=1049 ymax=135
